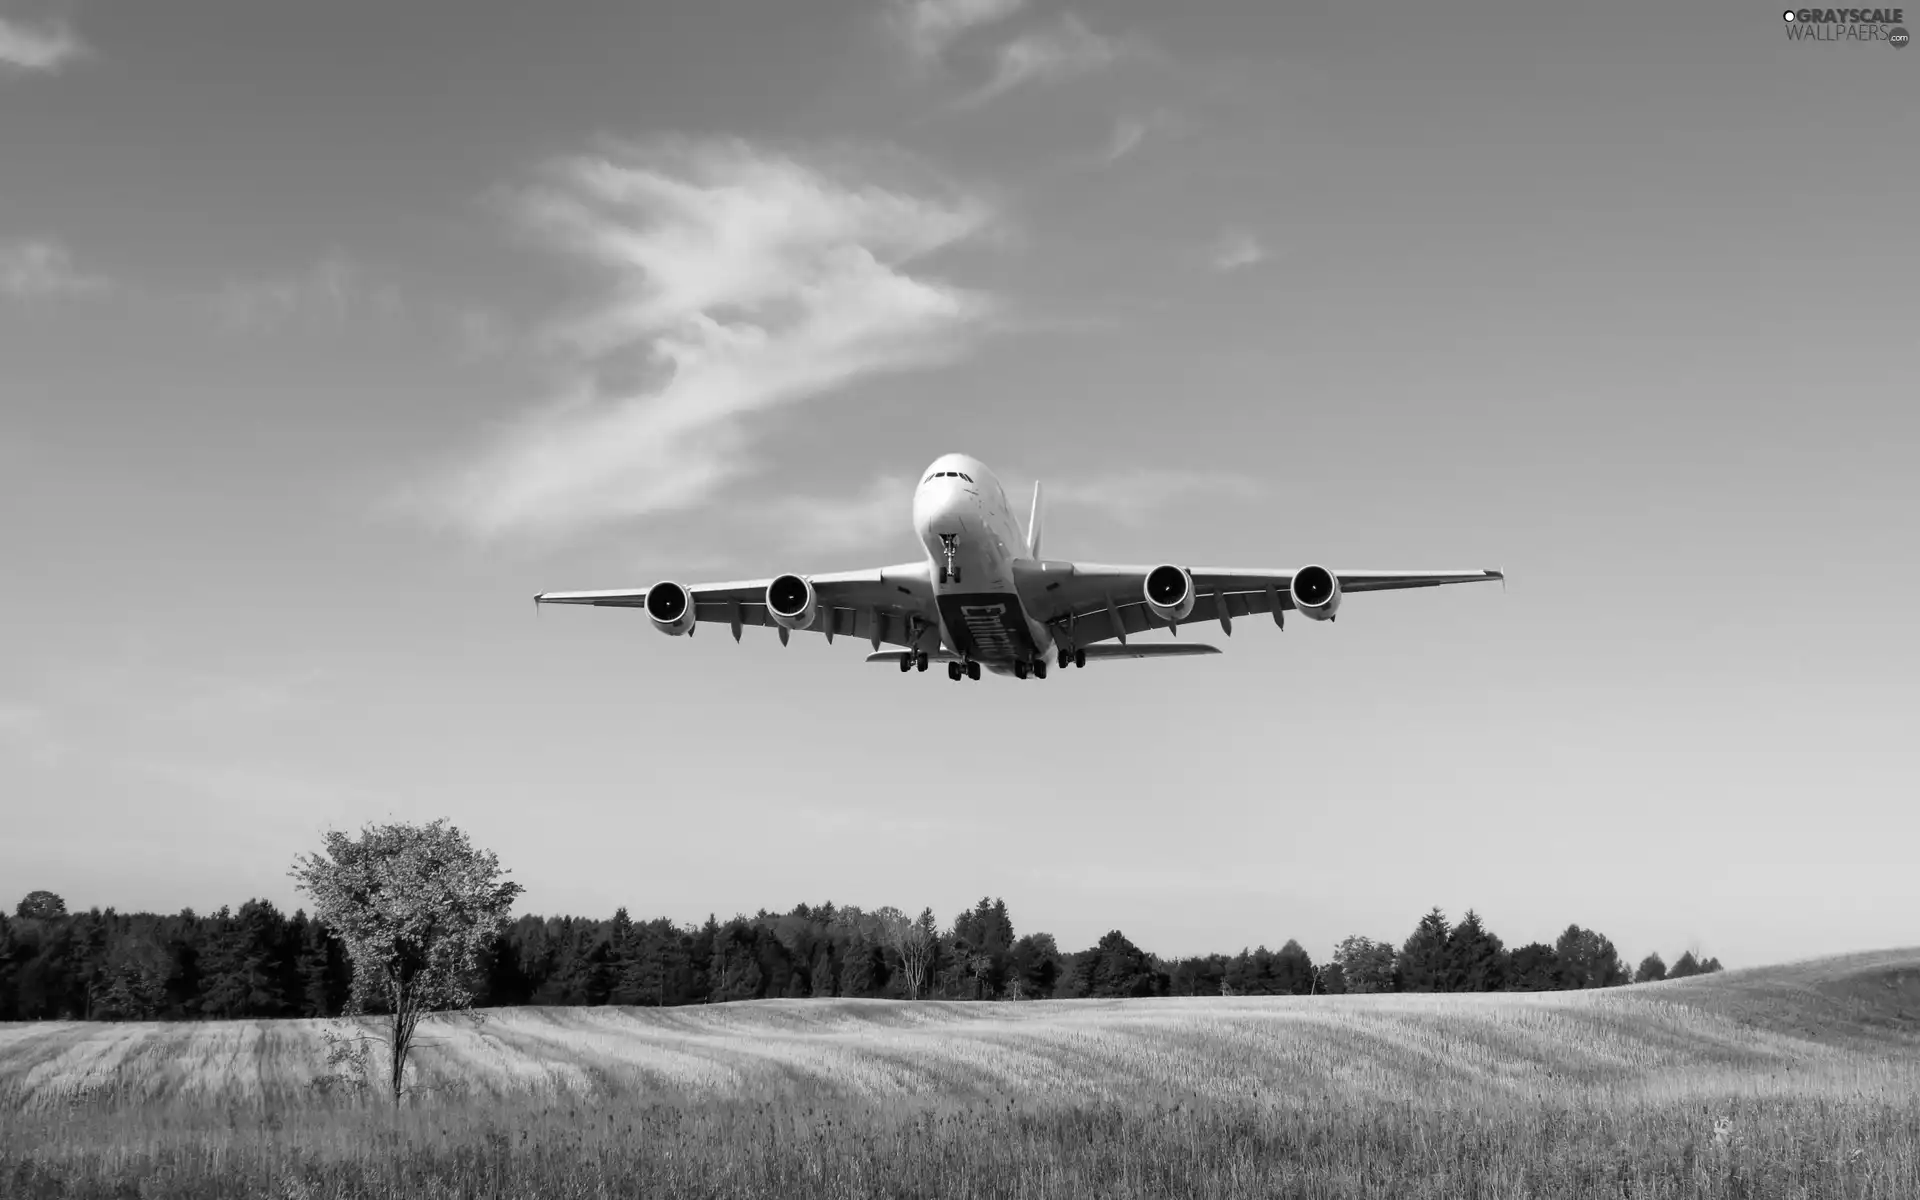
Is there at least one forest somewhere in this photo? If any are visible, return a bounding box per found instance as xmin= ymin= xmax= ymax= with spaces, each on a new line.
xmin=0 ymin=888 xmax=1722 ymax=1021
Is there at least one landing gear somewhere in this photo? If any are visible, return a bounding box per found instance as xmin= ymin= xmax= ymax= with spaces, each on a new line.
xmin=1014 ymin=662 xmax=1028 ymax=680
xmin=1056 ymin=649 xmax=1070 ymax=670
xmin=899 ymin=654 xmax=911 ymax=673
xmin=938 ymin=534 xmax=961 ymax=585
xmin=967 ymin=661 xmax=981 ymax=681
xmin=916 ymin=652 xmax=929 ymax=672
xmin=948 ymin=661 xmax=963 ymax=681
xmin=1032 ymin=660 xmax=1047 ymax=680
xmin=1074 ymin=649 xmax=1086 ymax=668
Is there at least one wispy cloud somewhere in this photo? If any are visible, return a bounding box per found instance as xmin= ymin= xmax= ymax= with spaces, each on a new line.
xmin=1097 ymin=110 xmax=1183 ymax=166
xmin=0 ymin=701 xmax=64 ymax=768
xmin=162 ymin=668 xmax=324 ymax=729
xmin=408 ymin=137 xmax=995 ymax=543
xmin=0 ymin=15 xmax=88 ymax=75
xmin=887 ymin=0 xmax=1026 ymax=63
xmin=206 ymin=255 xmax=404 ymax=333
xmin=760 ymin=474 xmax=917 ymax=554
xmin=1208 ymin=228 xmax=1265 ymax=273
xmin=1046 ymin=468 xmax=1265 ymax=528
xmin=958 ymin=14 xmax=1141 ymax=108
xmin=1 ymin=239 xmax=113 ymax=299
xmin=1103 ymin=117 xmax=1149 ymax=164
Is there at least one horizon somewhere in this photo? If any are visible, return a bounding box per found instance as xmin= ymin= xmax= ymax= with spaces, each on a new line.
xmin=4 ymin=0 xmax=1915 ymax=973
xmin=0 ymin=880 xmax=1843 ymax=974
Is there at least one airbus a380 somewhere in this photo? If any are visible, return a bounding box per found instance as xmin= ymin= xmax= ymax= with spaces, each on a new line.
xmin=535 ymin=454 xmax=1503 ymax=681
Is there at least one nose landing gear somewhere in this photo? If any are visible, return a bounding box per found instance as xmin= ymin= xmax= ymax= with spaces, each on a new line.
xmin=937 ymin=534 xmax=962 ymax=585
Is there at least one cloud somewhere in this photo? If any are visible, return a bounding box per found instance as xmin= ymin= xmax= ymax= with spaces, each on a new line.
xmin=162 ymin=668 xmax=323 ymax=729
xmin=958 ymin=14 xmax=1139 ymax=108
xmin=1045 ymin=468 xmax=1264 ymax=528
xmin=0 ymin=701 xmax=64 ymax=768
xmin=1209 ymin=229 xmax=1265 ymax=272
xmin=409 ymin=137 xmax=994 ymax=543
xmin=1096 ymin=110 xmax=1183 ymax=166
xmin=207 ymin=255 xmax=405 ymax=333
xmin=1 ymin=239 xmax=112 ymax=299
xmin=887 ymin=0 xmax=1026 ymax=63
xmin=763 ymin=474 xmax=917 ymax=554
xmin=0 ymin=15 xmax=87 ymax=74
xmin=1103 ymin=117 xmax=1148 ymax=164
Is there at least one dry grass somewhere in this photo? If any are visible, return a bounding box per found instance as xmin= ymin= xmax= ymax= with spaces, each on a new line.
xmin=3 ymin=949 xmax=1917 ymax=1197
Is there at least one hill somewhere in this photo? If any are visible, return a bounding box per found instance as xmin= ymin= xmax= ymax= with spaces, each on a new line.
xmin=3 ymin=948 xmax=1917 ymax=1198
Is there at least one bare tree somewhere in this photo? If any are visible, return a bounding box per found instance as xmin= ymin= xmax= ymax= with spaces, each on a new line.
xmin=290 ymin=819 xmax=521 ymax=1105
xmin=876 ymin=906 xmax=937 ymax=999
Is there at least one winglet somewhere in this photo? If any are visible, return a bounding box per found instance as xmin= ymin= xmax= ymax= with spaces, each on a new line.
xmin=1026 ymin=481 xmax=1044 ymax=559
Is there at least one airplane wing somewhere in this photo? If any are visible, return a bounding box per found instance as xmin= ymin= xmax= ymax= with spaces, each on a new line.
xmin=864 ymin=643 xmax=1220 ymax=666
xmin=535 ymin=562 xmax=938 ymax=650
xmin=1014 ymin=563 xmax=1503 ymax=648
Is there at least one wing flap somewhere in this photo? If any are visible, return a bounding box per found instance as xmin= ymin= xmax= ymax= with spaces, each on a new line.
xmin=1080 ymin=643 xmax=1221 ymax=660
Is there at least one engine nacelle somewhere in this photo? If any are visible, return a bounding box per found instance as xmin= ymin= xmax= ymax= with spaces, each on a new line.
xmin=1291 ymin=564 xmax=1341 ymax=621
xmin=1144 ymin=564 xmax=1196 ymax=623
xmin=765 ymin=574 xmax=817 ymax=630
xmin=645 ymin=581 xmax=696 ymax=636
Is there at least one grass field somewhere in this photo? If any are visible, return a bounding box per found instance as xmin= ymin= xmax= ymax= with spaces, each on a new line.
xmin=3 ymin=949 xmax=1917 ymax=1198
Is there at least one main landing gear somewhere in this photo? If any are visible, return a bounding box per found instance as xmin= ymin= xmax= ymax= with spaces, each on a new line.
xmin=899 ymin=652 xmax=930 ymax=673
xmin=1013 ymin=660 xmax=1049 ymax=680
xmin=947 ymin=660 xmax=981 ymax=681
xmin=1055 ymin=649 xmax=1087 ymax=669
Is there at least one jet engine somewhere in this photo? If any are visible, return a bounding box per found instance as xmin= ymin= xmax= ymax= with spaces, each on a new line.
xmin=1144 ymin=564 xmax=1196 ymax=623
xmin=1291 ymin=564 xmax=1341 ymax=621
xmin=645 ymin=581 xmax=697 ymax=636
xmin=765 ymin=574 xmax=817 ymax=631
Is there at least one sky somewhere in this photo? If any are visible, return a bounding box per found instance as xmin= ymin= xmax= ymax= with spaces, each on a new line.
xmin=2 ymin=0 xmax=1915 ymax=972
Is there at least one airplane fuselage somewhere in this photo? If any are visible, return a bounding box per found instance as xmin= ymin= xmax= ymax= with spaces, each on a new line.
xmin=911 ymin=454 xmax=1051 ymax=676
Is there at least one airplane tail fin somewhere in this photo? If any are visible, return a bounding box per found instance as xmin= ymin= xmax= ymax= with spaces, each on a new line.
xmin=1026 ymin=481 xmax=1044 ymax=559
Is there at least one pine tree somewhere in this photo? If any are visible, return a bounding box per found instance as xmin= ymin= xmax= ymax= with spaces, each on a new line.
xmin=1398 ymin=908 xmax=1453 ymax=992
xmin=1634 ymin=952 xmax=1668 ymax=983
xmin=1446 ymin=910 xmax=1507 ymax=992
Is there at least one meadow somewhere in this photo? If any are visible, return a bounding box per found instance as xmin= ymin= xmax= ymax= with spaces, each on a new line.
xmin=2 ymin=948 xmax=1916 ymax=1198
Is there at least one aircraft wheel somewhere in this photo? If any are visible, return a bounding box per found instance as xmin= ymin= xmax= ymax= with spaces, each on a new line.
xmin=1033 ymin=661 xmax=1047 ymax=680
xmin=967 ymin=662 xmax=981 ymax=681
xmin=916 ymin=652 xmax=929 ymax=672
xmin=1014 ymin=662 xmax=1028 ymax=680
xmin=899 ymin=654 xmax=911 ymax=673
xmin=948 ymin=662 xmax=963 ymax=681
xmin=1074 ymin=650 xmax=1086 ymax=668
xmin=1056 ymin=649 xmax=1069 ymax=669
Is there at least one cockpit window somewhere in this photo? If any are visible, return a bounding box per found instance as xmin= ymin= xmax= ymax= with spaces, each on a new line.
xmin=921 ymin=471 xmax=975 ymax=483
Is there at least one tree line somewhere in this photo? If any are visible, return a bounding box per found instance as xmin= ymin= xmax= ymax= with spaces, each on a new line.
xmin=0 ymin=888 xmax=1722 ymax=1022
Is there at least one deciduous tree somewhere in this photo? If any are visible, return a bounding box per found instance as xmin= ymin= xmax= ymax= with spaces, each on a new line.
xmin=289 ymin=819 xmax=521 ymax=1105
xmin=16 ymin=891 xmax=66 ymax=920
xmin=1333 ymin=935 xmax=1397 ymax=993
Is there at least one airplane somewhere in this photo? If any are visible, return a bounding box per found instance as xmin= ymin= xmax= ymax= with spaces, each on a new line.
xmin=533 ymin=453 xmax=1503 ymax=681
